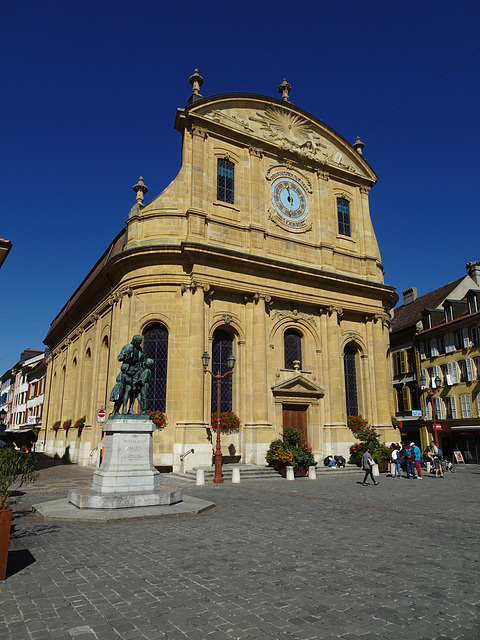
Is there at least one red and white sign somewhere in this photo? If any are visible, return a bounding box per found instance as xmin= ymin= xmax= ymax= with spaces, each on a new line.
xmin=97 ymin=409 xmax=106 ymax=423
xmin=433 ymin=423 xmax=442 ymax=430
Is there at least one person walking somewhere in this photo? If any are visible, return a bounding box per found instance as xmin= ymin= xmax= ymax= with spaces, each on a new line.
xmin=403 ymin=443 xmax=416 ymax=479
xmin=361 ymin=448 xmax=379 ymax=486
xmin=428 ymin=442 xmax=444 ymax=478
xmin=392 ymin=444 xmax=402 ymax=478
xmin=412 ymin=442 xmax=423 ymax=479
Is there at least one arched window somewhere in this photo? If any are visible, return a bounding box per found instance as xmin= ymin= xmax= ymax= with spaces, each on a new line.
xmin=337 ymin=197 xmax=351 ymax=237
xmin=284 ymin=329 xmax=302 ymax=369
xmin=143 ymin=323 xmax=169 ymax=412
xmin=344 ymin=345 xmax=358 ymax=416
xmin=217 ymin=158 xmax=234 ymax=204
xmin=211 ymin=328 xmax=233 ymax=413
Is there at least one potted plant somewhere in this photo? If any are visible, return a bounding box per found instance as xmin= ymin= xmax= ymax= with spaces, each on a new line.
xmin=348 ymin=423 xmax=392 ymax=472
xmin=52 ymin=420 xmax=61 ymax=432
xmin=0 ymin=448 xmax=38 ymax=580
xmin=74 ymin=416 xmax=86 ymax=429
xmin=265 ymin=427 xmax=316 ymax=477
xmin=62 ymin=419 xmax=72 ymax=430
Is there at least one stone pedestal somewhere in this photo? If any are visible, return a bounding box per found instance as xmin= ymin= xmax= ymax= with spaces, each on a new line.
xmin=69 ymin=416 xmax=182 ymax=509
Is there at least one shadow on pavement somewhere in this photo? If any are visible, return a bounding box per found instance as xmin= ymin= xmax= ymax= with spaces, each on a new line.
xmin=34 ymin=452 xmax=74 ymax=470
xmin=5 ymin=549 xmax=36 ymax=579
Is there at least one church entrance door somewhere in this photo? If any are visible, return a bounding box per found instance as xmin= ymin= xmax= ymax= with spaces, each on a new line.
xmin=282 ymin=404 xmax=308 ymax=441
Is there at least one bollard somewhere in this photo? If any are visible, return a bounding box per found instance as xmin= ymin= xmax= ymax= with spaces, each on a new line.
xmin=286 ymin=466 xmax=295 ymax=481
xmin=195 ymin=468 xmax=205 ymax=486
xmin=231 ymin=467 xmax=241 ymax=483
xmin=308 ymin=465 xmax=316 ymax=480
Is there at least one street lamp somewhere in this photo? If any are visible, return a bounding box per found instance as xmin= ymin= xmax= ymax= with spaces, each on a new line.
xmin=202 ymin=351 xmax=235 ymax=484
xmin=426 ymin=375 xmax=442 ymax=447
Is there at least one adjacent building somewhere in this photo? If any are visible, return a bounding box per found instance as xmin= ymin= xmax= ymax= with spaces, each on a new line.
xmin=40 ymin=73 xmax=398 ymax=470
xmin=391 ymin=262 xmax=480 ymax=461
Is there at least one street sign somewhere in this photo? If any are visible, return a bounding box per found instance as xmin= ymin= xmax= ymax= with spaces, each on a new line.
xmin=97 ymin=409 xmax=106 ymax=423
xmin=433 ymin=423 xmax=442 ymax=430
xmin=412 ymin=410 xmax=422 ymax=417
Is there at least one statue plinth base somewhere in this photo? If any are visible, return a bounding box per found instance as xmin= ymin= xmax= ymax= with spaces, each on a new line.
xmin=68 ymin=416 xmax=182 ymax=509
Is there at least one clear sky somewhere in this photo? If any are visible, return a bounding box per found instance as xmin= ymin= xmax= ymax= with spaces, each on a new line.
xmin=1 ymin=0 xmax=479 ymax=369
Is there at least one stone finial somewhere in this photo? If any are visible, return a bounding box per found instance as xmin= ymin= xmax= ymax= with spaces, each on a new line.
xmin=189 ymin=68 xmax=204 ymax=97
xmin=133 ymin=176 xmax=148 ymax=205
xmin=279 ymin=78 xmax=291 ymax=102
xmin=353 ymin=136 xmax=365 ymax=155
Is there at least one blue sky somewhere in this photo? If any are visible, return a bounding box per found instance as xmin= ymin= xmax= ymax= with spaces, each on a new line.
xmin=1 ymin=0 xmax=479 ymax=369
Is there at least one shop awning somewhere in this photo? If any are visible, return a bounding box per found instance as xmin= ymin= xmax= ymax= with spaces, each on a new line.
xmin=451 ymin=426 xmax=480 ymax=430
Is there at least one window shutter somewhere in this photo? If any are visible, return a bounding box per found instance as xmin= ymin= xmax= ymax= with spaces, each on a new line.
xmin=421 ymin=368 xmax=428 ymax=386
xmin=424 ymin=399 xmax=432 ymax=420
xmin=435 ymin=397 xmax=445 ymax=420
xmin=447 ymin=362 xmax=459 ymax=384
xmin=462 ymin=328 xmax=470 ymax=348
xmin=466 ymin=358 xmax=474 ymax=382
xmin=400 ymin=350 xmax=407 ymax=374
xmin=402 ymin=386 xmax=411 ymax=411
xmin=420 ymin=342 xmax=426 ymax=360
xmin=430 ymin=338 xmax=438 ymax=356
xmin=434 ymin=365 xmax=442 ymax=383
xmin=476 ymin=394 xmax=480 ymax=417
xmin=460 ymin=394 xmax=472 ymax=418
xmin=445 ymin=333 xmax=455 ymax=353
xmin=450 ymin=396 xmax=457 ymax=419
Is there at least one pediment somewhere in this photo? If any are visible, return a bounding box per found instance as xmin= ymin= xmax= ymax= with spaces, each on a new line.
xmin=271 ymin=374 xmax=324 ymax=399
xmin=185 ymin=94 xmax=376 ymax=183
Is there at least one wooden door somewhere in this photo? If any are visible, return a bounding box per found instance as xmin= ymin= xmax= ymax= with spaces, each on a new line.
xmin=282 ymin=404 xmax=308 ymax=441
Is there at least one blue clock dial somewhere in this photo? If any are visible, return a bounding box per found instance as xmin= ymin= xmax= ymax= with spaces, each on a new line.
xmin=271 ymin=178 xmax=308 ymax=221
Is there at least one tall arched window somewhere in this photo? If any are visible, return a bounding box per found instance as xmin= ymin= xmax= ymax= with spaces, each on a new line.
xmin=284 ymin=329 xmax=302 ymax=369
xmin=143 ymin=323 xmax=169 ymax=412
xmin=211 ymin=328 xmax=233 ymax=413
xmin=344 ymin=345 xmax=358 ymax=416
xmin=217 ymin=158 xmax=234 ymax=204
xmin=337 ymin=197 xmax=351 ymax=237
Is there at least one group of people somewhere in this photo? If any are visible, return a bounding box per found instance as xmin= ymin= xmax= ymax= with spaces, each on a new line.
xmin=361 ymin=441 xmax=444 ymax=485
xmin=391 ymin=441 xmax=444 ymax=480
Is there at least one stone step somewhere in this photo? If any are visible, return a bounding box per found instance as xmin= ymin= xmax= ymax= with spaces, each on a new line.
xmin=180 ymin=464 xmax=362 ymax=481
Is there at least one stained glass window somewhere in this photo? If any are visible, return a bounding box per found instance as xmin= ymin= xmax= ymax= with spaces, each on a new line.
xmin=211 ymin=329 xmax=233 ymax=413
xmin=142 ymin=323 xmax=168 ymax=412
xmin=344 ymin=345 xmax=358 ymax=416
xmin=284 ymin=329 xmax=302 ymax=370
xmin=217 ymin=158 xmax=234 ymax=204
xmin=337 ymin=197 xmax=351 ymax=237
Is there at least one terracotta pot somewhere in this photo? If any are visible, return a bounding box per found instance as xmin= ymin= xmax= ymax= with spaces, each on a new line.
xmin=0 ymin=507 xmax=12 ymax=581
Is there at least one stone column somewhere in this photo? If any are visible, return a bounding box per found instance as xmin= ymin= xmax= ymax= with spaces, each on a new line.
xmin=252 ymin=293 xmax=269 ymax=423
xmin=186 ymin=283 xmax=206 ymax=422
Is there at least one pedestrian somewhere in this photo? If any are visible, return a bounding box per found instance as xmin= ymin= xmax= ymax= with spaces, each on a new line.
xmin=403 ymin=443 xmax=415 ymax=479
xmin=391 ymin=444 xmax=402 ymax=478
xmin=361 ymin=447 xmax=379 ymax=486
xmin=428 ymin=442 xmax=444 ymax=478
xmin=411 ymin=442 xmax=423 ymax=479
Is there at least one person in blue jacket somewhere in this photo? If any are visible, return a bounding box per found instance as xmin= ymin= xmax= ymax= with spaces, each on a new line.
xmin=411 ymin=442 xmax=423 ymax=479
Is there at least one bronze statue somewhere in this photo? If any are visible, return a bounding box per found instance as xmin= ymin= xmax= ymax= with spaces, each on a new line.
xmin=109 ymin=335 xmax=152 ymax=414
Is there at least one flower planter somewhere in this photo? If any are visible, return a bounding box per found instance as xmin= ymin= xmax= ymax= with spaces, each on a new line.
xmin=379 ymin=461 xmax=389 ymax=473
xmin=0 ymin=508 xmax=12 ymax=581
xmin=273 ymin=462 xmax=308 ymax=478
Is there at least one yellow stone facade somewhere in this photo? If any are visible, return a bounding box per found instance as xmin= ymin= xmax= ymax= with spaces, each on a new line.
xmin=41 ymin=81 xmax=398 ymax=470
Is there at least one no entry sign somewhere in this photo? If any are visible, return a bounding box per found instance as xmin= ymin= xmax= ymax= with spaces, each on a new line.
xmin=97 ymin=409 xmax=106 ymax=422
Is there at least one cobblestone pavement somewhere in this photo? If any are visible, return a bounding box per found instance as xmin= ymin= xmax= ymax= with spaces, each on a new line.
xmin=1 ymin=458 xmax=479 ymax=640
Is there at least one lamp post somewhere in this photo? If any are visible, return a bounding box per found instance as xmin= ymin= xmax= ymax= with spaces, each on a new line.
xmin=426 ymin=376 xmax=441 ymax=447
xmin=202 ymin=351 xmax=235 ymax=484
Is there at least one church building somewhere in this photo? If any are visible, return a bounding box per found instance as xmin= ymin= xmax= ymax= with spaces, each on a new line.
xmin=41 ymin=72 xmax=398 ymax=470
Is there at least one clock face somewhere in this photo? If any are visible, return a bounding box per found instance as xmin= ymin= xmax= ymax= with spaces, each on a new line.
xmin=271 ymin=178 xmax=308 ymax=222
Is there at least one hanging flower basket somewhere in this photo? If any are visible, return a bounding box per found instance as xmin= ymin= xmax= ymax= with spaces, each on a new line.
xmin=210 ymin=412 xmax=241 ymax=433
xmin=147 ymin=410 xmax=167 ymax=429
xmin=62 ymin=419 xmax=72 ymax=430
xmin=52 ymin=421 xmax=61 ymax=432
xmin=74 ymin=416 xmax=86 ymax=429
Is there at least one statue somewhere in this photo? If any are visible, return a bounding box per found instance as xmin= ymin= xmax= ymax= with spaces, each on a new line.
xmin=109 ymin=335 xmax=152 ymax=414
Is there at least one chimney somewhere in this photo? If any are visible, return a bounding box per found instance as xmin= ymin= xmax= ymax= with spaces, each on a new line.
xmin=466 ymin=261 xmax=480 ymax=286
xmin=402 ymin=287 xmax=417 ymax=306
